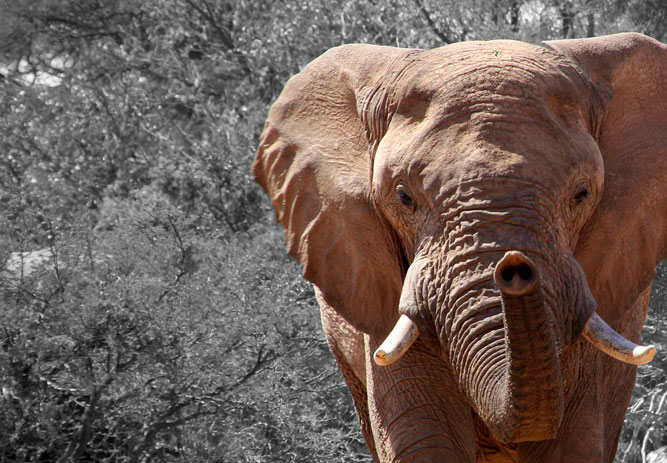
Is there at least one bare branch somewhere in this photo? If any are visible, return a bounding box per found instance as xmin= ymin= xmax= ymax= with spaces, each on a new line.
xmin=182 ymin=0 xmax=251 ymax=76
xmin=412 ymin=0 xmax=454 ymax=44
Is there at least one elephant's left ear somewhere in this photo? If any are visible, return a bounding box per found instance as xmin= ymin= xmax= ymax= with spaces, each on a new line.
xmin=546 ymin=33 xmax=667 ymax=322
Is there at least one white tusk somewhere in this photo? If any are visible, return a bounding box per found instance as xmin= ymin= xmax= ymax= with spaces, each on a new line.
xmin=582 ymin=312 xmax=656 ymax=365
xmin=374 ymin=315 xmax=419 ymax=366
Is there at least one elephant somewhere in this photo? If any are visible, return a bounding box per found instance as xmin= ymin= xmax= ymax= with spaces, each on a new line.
xmin=252 ymin=33 xmax=667 ymax=462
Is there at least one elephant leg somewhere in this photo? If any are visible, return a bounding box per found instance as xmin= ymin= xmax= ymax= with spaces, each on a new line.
xmin=326 ymin=333 xmax=379 ymax=461
xmin=318 ymin=290 xmax=378 ymax=461
xmin=365 ymin=335 xmax=477 ymax=463
xmin=518 ymin=288 xmax=651 ymax=462
xmin=598 ymin=287 xmax=651 ymax=461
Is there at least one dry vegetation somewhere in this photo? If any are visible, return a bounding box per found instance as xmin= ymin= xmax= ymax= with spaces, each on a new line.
xmin=0 ymin=1 xmax=665 ymax=461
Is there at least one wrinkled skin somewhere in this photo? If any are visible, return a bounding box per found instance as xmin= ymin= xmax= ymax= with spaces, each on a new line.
xmin=252 ymin=33 xmax=667 ymax=462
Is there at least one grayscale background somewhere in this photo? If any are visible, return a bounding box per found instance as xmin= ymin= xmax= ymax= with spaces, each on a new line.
xmin=0 ymin=1 xmax=665 ymax=461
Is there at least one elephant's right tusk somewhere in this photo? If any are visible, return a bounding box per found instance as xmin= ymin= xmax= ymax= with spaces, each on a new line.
xmin=374 ymin=315 xmax=419 ymax=366
xmin=582 ymin=312 xmax=656 ymax=365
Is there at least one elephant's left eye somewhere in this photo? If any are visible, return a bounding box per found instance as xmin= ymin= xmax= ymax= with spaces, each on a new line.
xmin=396 ymin=184 xmax=414 ymax=209
xmin=573 ymin=183 xmax=590 ymax=204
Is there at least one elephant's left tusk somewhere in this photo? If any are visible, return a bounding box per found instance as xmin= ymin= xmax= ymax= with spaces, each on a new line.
xmin=374 ymin=315 xmax=419 ymax=366
xmin=582 ymin=312 xmax=656 ymax=365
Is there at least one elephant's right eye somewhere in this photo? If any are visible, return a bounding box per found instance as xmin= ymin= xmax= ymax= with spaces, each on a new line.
xmin=572 ymin=181 xmax=591 ymax=207
xmin=396 ymin=184 xmax=414 ymax=209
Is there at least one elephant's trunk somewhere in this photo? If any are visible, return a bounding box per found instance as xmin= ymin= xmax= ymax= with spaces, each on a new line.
xmin=435 ymin=187 xmax=571 ymax=443
xmin=377 ymin=249 xmax=565 ymax=442
xmin=477 ymin=250 xmax=563 ymax=442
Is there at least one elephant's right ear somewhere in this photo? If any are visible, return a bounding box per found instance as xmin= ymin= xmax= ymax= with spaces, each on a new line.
xmin=252 ymin=45 xmax=410 ymax=338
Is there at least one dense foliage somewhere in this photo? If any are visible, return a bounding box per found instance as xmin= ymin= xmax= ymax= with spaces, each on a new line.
xmin=1 ymin=1 xmax=666 ymax=461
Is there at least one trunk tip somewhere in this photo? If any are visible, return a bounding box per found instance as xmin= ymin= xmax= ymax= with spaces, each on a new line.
xmin=494 ymin=250 xmax=538 ymax=296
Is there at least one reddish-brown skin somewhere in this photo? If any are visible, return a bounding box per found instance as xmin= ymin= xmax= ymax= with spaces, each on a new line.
xmin=252 ymin=33 xmax=667 ymax=462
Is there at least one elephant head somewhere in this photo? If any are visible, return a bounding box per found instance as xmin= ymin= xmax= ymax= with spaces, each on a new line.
xmin=253 ymin=33 xmax=666 ymax=446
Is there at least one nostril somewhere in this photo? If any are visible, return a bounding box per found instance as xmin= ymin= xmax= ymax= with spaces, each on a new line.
xmin=517 ymin=263 xmax=533 ymax=281
xmin=500 ymin=264 xmax=533 ymax=283
xmin=501 ymin=263 xmax=532 ymax=283
xmin=501 ymin=267 xmax=516 ymax=282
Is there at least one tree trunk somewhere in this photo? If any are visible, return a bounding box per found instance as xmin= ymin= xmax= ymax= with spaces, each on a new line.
xmin=560 ymin=1 xmax=576 ymax=38
xmin=586 ymin=12 xmax=595 ymax=37
xmin=510 ymin=1 xmax=520 ymax=33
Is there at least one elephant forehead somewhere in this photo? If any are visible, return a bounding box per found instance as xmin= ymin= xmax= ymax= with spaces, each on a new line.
xmin=395 ymin=43 xmax=587 ymax=117
xmin=373 ymin=42 xmax=604 ymax=194
xmin=377 ymin=116 xmax=602 ymax=207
